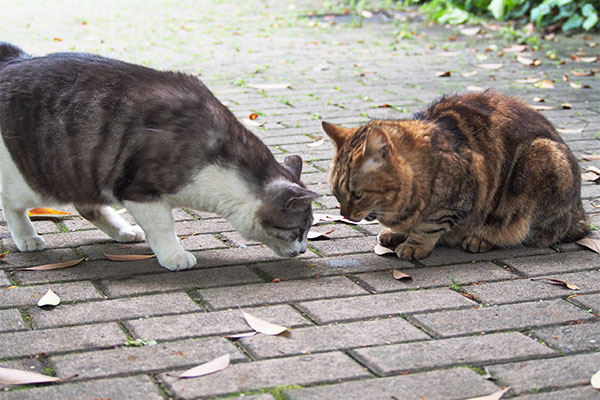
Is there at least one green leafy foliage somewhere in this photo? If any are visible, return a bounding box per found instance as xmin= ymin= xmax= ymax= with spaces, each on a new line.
xmin=406 ymin=0 xmax=598 ymax=32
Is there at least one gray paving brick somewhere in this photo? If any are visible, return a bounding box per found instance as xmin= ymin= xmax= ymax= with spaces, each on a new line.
xmin=0 ymin=281 xmax=103 ymax=307
xmin=309 ymin=236 xmax=379 ymax=256
xmin=0 ymin=271 xmax=11 ymax=286
xmin=240 ymin=317 xmax=429 ymax=359
xmin=100 ymin=265 xmax=263 ymax=297
xmin=0 ymin=309 xmax=26 ymax=332
xmin=419 ymin=245 xmax=554 ymax=266
xmin=77 ymin=241 xmax=155 ymax=261
xmin=509 ymin=386 xmax=600 ymax=400
xmin=3 ymin=230 xmax=116 ymax=252
xmin=355 ymin=262 xmax=516 ymax=293
xmin=0 ymin=358 xmax=45 ymax=374
xmin=162 ymin=352 xmax=370 ymax=399
xmin=532 ymin=322 xmax=600 ymax=353
xmin=0 ymin=323 xmax=126 ymax=358
xmin=180 ymin=233 xmax=228 ymax=251
xmin=411 ymin=299 xmax=595 ymax=337
xmin=254 ymin=253 xmax=413 ymax=281
xmin=353 ymin=332 xmax=555 ymax=375
xmin=30 ymin=292 xmax=200 ymax=329
xmin=489 ymin=352 xmax=600 ymax=395
xmin=199 ymin=276 xmax=367 ymax=310
xmin=284 ymin=368 xmax=502 ymax=400
xmin=0 ymin=248 xmax=81 ymax=269
xmin=570 ymin=292 xmax=600 ymax=312
xmin=173 ymin=218 xmax=233 ymax=235
xmin=0 ymin=375 xmax=163 ymax=400
xmin=52 ymin=337 xmax=245 ymax=379
xmin=128 ymin=305 xmax=311 ymax=341
xmin=297 ymin=288 xmax=476 ymax=324
xmin=505 ymin=252 xmax=599 ymax=277
xmin=465 ymin=270 xmax=600 ymax=305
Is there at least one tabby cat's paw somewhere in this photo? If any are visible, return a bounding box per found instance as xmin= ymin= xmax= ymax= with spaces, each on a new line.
xmin=395 ymin=242 xmax=432 ymax=260
xmin=14 ymin=235 xmax=46 ymax=252
xmin=115 ymin=225 xmax=146 ymax=243
xmin=158 ymin=251 xmax=197 ymax=271
xmin=377 ymin=229 xmax=407 ymax=248
xmin=461 ymin=237 xmax=493 ymax=253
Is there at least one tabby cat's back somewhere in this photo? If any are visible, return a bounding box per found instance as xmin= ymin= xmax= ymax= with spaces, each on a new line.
xmin=0 ymin=42 xmax=318 ymax=271
xmin=323 ymin=90 xmax=588 ymax=260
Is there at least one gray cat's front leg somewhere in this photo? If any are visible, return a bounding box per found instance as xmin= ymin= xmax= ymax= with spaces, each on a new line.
xmin=75 ymin=205 xmax=145 ymax=243
xmin=123 ymin=201 xmax=196 ymax=271
xmin=3 ymin=206 xmax=45 ymax=252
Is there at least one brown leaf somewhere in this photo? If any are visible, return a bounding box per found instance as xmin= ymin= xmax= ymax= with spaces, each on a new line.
xmin=392 ymin=269 xmax=412 ymax=280
xmin=312 ymin=213 xmax=378 ymax=226
xmin=582 ymin=171 xmax=600 ymax=181
xmin=306 ymin=138 xmax=325 ymax=148
xmin=248 ymin=113 xmax=259 ymax=120
xmin=591 ymin=369 xmax=600 ymax=389
xmin=376 ymin=104 xmax=392 ymax=108
xmin=576 ymin=237 xmax=600 ymax=253
xmin=28 ymin=207 xmax=73 ymax=217
xmin=503 ymin=44 xmax=527 ymax=53
xmin=573 ymin=56 xmax=598 ymax=63
xmin=570 ymin=82 xmax=591 ymax=89
xmin=476 ymin=63 xmax=504 ymax=70
xmin=582 ymin=155 xmax=600 ymax=161
xmin=16 ymin=258 xmax=86 ymax=271
xmin=307 ymin=229 xmax=334 ymax=240
xmin=530 ymin=277 xmax=580 ymax=290
xmin=436 ymin=71 xmax=451 ymax=77
xmin=241 ymin=310 xmax=289 ymax=335
xmin=570 ymin=70 xmax=595 ymax=77
xmin=535 ymin=79 xmax=554 ymax=89
xmin=0 ymin=367 xmax=65 ymax=385
xmin=466 ymin=387 xmax=510 ymax=400
xmin=0 ymin=250 xmax=9 ymax=260
xmin=374 ymin=244 xmax=395 ymax=256
xmin=532 ymin=96 xmax=545 ymax=102
xmin=517 ymin=55 xmax=541 ymax=66
xmin=247 ymin=83 xmax=290 ymax=90
xmin=530 ymin=105 xmax=555 ymax=111
xmin=103 ymin=254 xmax=156 ymax=261
xmin=169 ymin=354 xmax=230 ymax=379
xmin=561 ymin=103 xmax=573 ymax=109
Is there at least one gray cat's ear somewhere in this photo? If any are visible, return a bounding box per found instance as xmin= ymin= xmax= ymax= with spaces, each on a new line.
xmin=285 ymin=185 xmax=320 ymax=209
xmin=322 ymin=121 xmax=356 ymax=150
xmin=362 ymin=127 xmax=390 ymax=171
xmin=284 ymin=155 xmax=303 ymax=180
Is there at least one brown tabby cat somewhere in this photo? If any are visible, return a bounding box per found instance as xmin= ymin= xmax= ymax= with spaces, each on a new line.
xmin=322 ymin=90 xmax=589 ymax=260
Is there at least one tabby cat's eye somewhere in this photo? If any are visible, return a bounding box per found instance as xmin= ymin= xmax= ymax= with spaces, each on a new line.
xmin=352 ymin=190 xmax=364 ymax=199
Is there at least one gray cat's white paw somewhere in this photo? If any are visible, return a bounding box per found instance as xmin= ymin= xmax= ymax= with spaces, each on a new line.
xmin=115 ymin=226 xmax=145 ymax=243
xmin=14 ymin=235 xmax=46 ymax=252
xmin=158 ymin=251 xmax=197 ymax=271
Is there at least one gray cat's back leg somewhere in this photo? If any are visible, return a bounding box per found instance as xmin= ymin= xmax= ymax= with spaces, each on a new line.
xmin=0 ymin=132 xmax=45 ymax=251
xmin=122 ymin=200 xmax=197 ymax=271
xmin=75 ymin=205 xmax=145 ymax=243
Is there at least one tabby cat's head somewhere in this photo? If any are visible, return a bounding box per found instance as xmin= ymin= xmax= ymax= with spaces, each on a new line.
xmin=322 ymin=121 xmax=418 ymax=225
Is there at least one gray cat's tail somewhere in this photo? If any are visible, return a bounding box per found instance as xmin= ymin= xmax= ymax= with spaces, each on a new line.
xmin=0 ymin=42 xmax=27 ymax=66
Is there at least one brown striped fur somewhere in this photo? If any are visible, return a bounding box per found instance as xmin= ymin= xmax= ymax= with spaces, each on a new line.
xmin=323 ymin=90 xmax=589 ymax=260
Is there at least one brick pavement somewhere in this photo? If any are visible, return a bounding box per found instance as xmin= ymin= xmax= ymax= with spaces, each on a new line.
xmin=1 ymin=1 xmax=599 ymax=399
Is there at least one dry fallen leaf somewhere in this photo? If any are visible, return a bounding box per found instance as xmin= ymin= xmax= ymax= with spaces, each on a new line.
xmin=571 ymin=70 xmax=595 ymax=77
xmin=573 ymin=56 xmax=598 ymax=63
xmin=504 ymin=44 xmax=527 ymax=53
xmin=561 ymin=103 xmax=573 ymax=109
xmin=37 ymin=288 xmax=61 ymax=307
xmin=436 ymin=71 xmax=451 ymax=77
xmin=460 ymin=27 xmax=481 ymax=36
xmin=306 ymin=138 xmax=325 ymax=148
xmin=392 ymin=269 xmax=412 ymax=280
xmin=103 ymin=254 xmax=156 ymax=261
xmin=535 ymin=79 xmax=555 ymax=89
xmin=576 ymin=237 xmax=600 ymax=253
xmin=224 ymin=331 xmax=257 ymax=339
xmin=243 ymin=118 xmax=265 ymax=127
xmin=591 ymin=369 xmax=600 ymax=389
xmin=0 ymin=250 xmax=9 ymax=260
xmin=570 ymin=82 xmax=591 ymax=89
xmin=307 ymin=229 xmax=334 ymax=240
xmin=241 ymin=310 xmax=289 ymax=335
xmin=530 ymin=277 xmax=580 ymax=291
xmin=466 ymin=387 xmax=510 ymax=400
xmin=530 ymin=105 xmax=555 ymax=111
xmin=582 ymin=171 xmax=600 ymax=182
xmin=532 ymin=96 xmax=545 ymax=102
xmin=17 ymin=258 xmax=86 ymax=271
xmin=312 ymin=213 xmax=378 ymax=226
xmin=0 ymin=367 xmax=66 ymax=385
xmin=557 ymin=127 xmax=583 ymax=134
xmin=466 ymin=85 xmax=485 ymax=92
xmin=515 ymin=77 xmax=540 ymax=84
xmin=169 ymin=354 xmax=230 ymax=379
xmin=247 ymin=83 xmax=290 ymax=90
xmin=248 ymin=113 xmax=259 ymax=120
xmin=516 ymin=56 xmax=541 ymax=66
xmin=374 ymin=244 xmax=395 ymax=256
xmin=28 ymin=208 xmax=72 ymax=217
xmin=461 ymin=70 xmax=478 ymax=78
xmin=582 ymin=154 xmax=600 ymax=161
xmin=476 ymin=63 xmax=503 ymax=70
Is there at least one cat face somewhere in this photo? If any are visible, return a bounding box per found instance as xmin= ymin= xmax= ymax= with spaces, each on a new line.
xmin=322 ymin=121 xmax=414 ymax=225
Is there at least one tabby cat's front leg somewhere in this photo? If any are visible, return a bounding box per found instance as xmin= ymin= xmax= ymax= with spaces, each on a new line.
xmin=395 ymin=233 xmax=441 ymax=260
xmin=123 ymin=201 xmax=197 ymax=271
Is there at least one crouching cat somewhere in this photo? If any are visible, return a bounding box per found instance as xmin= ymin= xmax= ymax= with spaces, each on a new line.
xmin=323 ymin=90 xmax=589 ymax=260
xmin=0 ymin=43 xmax=318 ymax=271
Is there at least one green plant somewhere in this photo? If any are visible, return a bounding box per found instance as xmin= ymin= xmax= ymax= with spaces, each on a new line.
xmin=125 ymin=338 xmax=157 ymax=347
xmin=449 ymin=278 xmax=461 ymax=291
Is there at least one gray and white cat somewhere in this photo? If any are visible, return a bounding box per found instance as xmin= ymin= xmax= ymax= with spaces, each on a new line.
xmin=0 ymin=42 xmax=318 ymax=271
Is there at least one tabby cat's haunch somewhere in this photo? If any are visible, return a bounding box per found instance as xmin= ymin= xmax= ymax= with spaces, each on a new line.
xmin=0 ymin=43 xmax=318 ymax=271
xmin=323 ymin=90 xmax=589 ymax=260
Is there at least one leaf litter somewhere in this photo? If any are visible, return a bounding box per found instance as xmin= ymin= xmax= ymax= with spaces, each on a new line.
xmin=27 ymin=208 xmax=73 ymax=217
xmin=392 ymin=269 xmax=412 ymax=281
xmin=103 ymin=253 xmax=156 ymax=261
xmin=530 ymin=277 xmax=580 ymax=290
xmin=37 ymin=287 xmax=61 ymax=307
xmin=466 ymin=387 xmax=510 ymax=400
xmin=592 ymin=369 xmax=600 ymax=389
xmin=0 ymin=367 xmax=72 ymax=385
xmin=15 ymin=258 xmax=86 ymax=271
xmin=168 ymin=354 xmax=230 ymax=379
xmin=241 ymin=309 xmax=289 ymax=335
xmin=576 ymin=237 xmax=600 ymax=253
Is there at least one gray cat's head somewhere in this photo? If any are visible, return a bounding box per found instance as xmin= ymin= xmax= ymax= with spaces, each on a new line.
xmin=253 ymin=156 xmax=319 ymax=257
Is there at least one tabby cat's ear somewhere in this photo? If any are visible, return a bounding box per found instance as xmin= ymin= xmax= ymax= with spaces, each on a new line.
xmin=322 ymin=121 xmax=356 ymax=149
xmin=284 ymin=155 xmax=303 ymax=180
xmin=362 ymin=127 xmax=390 ymax=170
